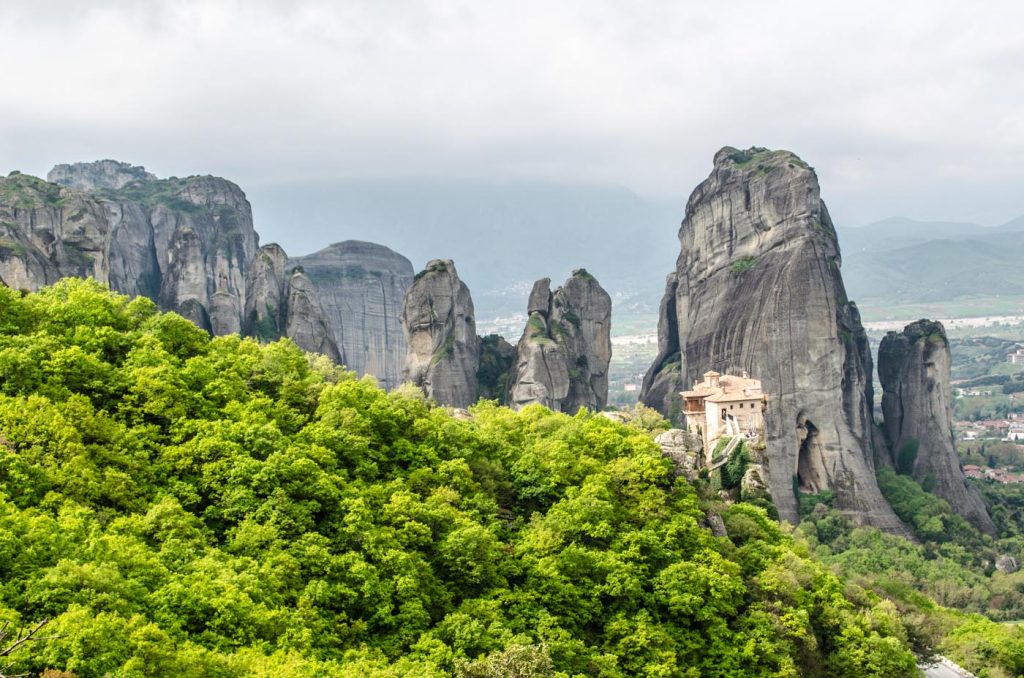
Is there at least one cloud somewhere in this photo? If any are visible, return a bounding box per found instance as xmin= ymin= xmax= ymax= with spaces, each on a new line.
xmin=1 ymin=0 xmax=1022 ymax=225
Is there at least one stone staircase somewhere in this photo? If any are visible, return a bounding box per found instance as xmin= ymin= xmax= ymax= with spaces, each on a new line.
xmin=707 ymin=435 xmax=742 ymax=471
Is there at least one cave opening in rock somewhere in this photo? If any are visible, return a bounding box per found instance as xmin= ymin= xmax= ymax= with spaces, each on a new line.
xmin=797 ymin=416 xmax=826 ymax=493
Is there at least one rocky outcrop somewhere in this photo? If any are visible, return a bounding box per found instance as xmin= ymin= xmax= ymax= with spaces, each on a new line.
xmin=996 ymin=554 xmax=1020 ymax=574
xmin=2 ymin=164 xmax=260 ymax=334
xmin=244 ymin=244 xmax=289 ymax=341
xmin=283 ymin=269 xmax=343 ymax=362
xmin=240 ymin=243 xmax=341 ymax=361
xmin=0 ymin=172 xmax=113 ymax=290
xmin=655 ymin=429 xmax=703 ymax=479
xmin=401 ymin=260 xmax=480 ymax=407
xmin=47 ymin=160 xmax=155 ymax=192
xmin=639 ymin=273 xmax=684 ymax=424
xmin=2 ymin=165 xmax=416 ymax=382
xmin=288 ymin=241 xmax=414 ymax=389
xmin=640 ymin=147 xmax=906 ymax=533
xmin=507 ymin=270 xmax=612 ymax=412
xmin=878 ymin=320 xmax=995 ymax=534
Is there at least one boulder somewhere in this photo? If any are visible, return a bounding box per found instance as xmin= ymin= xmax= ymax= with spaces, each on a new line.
xmin=996 ymin=554 xmax=1019 ymax=574
xmin=655 ymin=428 xmax=703 ymax=479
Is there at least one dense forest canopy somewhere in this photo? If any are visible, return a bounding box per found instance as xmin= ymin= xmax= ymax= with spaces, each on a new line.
xmin=0 ymin=279 xmax=928 ymax=676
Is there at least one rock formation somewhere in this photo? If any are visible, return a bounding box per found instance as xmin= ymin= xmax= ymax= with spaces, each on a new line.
xmin=640 ymin=147 xmax=905 ymax=532
xmin=242 ymin=244 xmax=342 ymax=361
xmin=878 ymin=320 xmax=995 ymax=534
xmin=507 ymin=270 xmax=612 ymax=412
xmin=244 ymin=244 xmax=289 ymax=341
xmin=0 ymin=172 xmax=115 ymax=291
xmin=283 ymin=269 xmax=343 ymax=363
xmin=639 ymin=273 xmax=684 ymax=424
xmin=1 ymin=162 xmax=261 ymax=335
xmin=1 ymin=164 xmax=415 ymax=385
xmin=655 ymin=429 xmax=703 ymax=479
xmin=401 ymin=260 xmax=480 ymax=407
xmin=288 ymin=241 xmax=414 ymax=389
xmin=47 ymin=159 xmax=156 ymax=192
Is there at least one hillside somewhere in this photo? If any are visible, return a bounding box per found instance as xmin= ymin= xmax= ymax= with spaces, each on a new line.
xmin=839 ymin=217 xmax=1024 ymax=317
xmin=0 ymin=280 xmax=920 ymax=677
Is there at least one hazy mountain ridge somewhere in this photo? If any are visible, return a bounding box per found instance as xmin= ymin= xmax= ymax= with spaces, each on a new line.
xmin=840 ymin=217 xmax=1024 ymax=307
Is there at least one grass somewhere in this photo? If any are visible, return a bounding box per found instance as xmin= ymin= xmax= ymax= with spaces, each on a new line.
xmin=728 ymin=148 xmax=809 ymax=171
xmin=0 ymin=237 xmax=28 ymax=258
xmin=430 ymin=334 xmax=455 ymax=365
xmin=94 ymin=176 xmax=204 ymax=214
xmin=0 ymin=173 xmax=65 ymax=209
xmin=414 ymin=260 xmax=449 ymax=281
xmin=730 ymin=256 xmax=758 ymax=274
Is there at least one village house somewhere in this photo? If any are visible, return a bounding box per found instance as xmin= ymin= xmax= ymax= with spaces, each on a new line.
xmin=1009 ymin=346 xmax=1024 ymax=365
xmin=681 ymin=371 xmax=765 ymax=459
xmin=962 ymin=464 xmax=985 ymax=480
xmin=1008 ymin=422 xmax=1024 ymax=442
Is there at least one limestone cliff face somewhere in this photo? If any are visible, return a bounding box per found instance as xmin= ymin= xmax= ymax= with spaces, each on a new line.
xmin=241 ymin=244 xmax=342 ymax=362
xmin=878 ymin=320 xmax=995 ymax=534
xmin=401 ymin=260 xmax=480 ymax=407
xmin=1 ymin=165 xmax=425 ymax=385
xmin=146 ymin=175 xmax=259 ymax=335
xmin=47 ymin=160 xmax=156 ymax=192
xmin=639 ymin=273 xmax=683 ymax=424
xmin=288 ymin=241 xmax=414 ymax=389
xmin=244 ymin=244 xmax=289 ymax=341
xmin=283 ymin=269 xmax=343 ymax=363
xmin=508 ymin=271 xmax=612 ymax=412
xmin=0 ymin=173 xmax=114 ymax=290
xmin=640 ymin=147 xmax=905 ymax=532
xmin=4 ymin=163 xmax=261 ymax=334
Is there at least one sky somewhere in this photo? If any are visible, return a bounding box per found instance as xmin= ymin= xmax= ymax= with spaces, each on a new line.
xmin=1 ymin=0 xmax=1022 ymax=233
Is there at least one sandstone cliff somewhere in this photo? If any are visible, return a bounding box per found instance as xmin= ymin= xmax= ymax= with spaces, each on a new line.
xmin=878 ymin=320 xmax=995 ymax=534
xmin=4 ymin=162 xmax=261 ymax=335
xmin=639 ymin=273 xmax=684 ymax=424
xmin=640 ymin=147 xmax=905 ymax=532
xmin=288 ymin=241 xmax=414 ymax=389
xmin=2 ymin=165 xmax=413 ymax=383
xmin=401 ymin=260 xmax=480 ymax=407
xmin=244 ymin=244 xmax=289 ymax=341
xmin=242 ymin=243 xmax=342 ymax=362
xmin=507 ymin=271 xmax=612 ymax=412
xmin=48 ymin=160 xmax=155 ymax=192
xmin=283 ymin=268 xmax=344 ymax=363
xmin=0 ymin=172 xmax=115 ymax=291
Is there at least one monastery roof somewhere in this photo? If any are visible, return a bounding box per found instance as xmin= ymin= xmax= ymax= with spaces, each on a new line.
xmin=681 ymin=372 xmax=763 ymax=401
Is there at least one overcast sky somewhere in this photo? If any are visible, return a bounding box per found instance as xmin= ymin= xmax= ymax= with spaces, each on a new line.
xmin=1 ymin=0 xmax=1022 ymax=228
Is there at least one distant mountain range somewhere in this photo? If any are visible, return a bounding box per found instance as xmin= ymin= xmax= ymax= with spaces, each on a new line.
xmin=838 ymin=217 xmax=1024 ymax=314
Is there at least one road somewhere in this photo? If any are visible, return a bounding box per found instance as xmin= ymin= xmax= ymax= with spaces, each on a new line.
xmin=919 ymin=657 xmax=975 ymax=678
